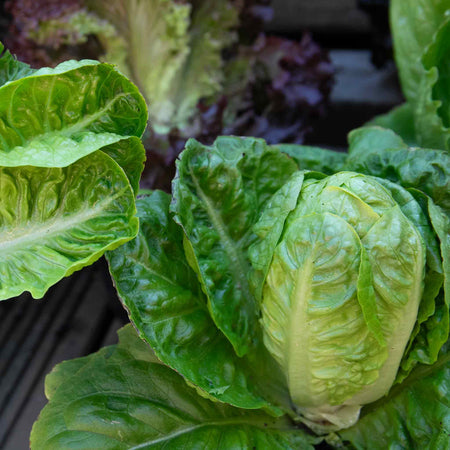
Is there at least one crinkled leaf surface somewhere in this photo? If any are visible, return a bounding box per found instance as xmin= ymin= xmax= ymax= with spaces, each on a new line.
xmin=171 ymin=136 xmax=297 ymax=357
xmin=0 ymin=151 xmax=138 ymax=300
xmin=161 ymin=0 xmax=238 ymax=132
xmin=31 ymin=324 xmax=319 ymax=450
xmin=338 ymin=344 xmax=450 ymax=449
xmin=345 ymin=127 xmax=450 ymax=212
xmin=249 ymin=171 xmax=306 ymax=301
xmin=86 ymin=0 xmax=191 ymax=129
xmin=259 ymin=172 xmax=426 ymax=428
xmin=0 ymin=60 xmax=147 ymax=167
xmin=86 ymin=0 xmax=239 ymax=133
xmin=369 ymin=182 xmax=445 ymax=381
xmin=261 ymin=212 xmax=386 ymax=408
xmin=108 ymin=192 xmax=289 ymax=412
xmin=100 ymin=136 xmax=146 ymax=195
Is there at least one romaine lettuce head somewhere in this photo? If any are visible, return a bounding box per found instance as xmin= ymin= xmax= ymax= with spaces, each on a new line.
xmin=250 ymin=171 xmax=427 ymax=430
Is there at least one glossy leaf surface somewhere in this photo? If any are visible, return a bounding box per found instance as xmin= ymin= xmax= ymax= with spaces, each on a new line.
xmin=108 ymin=192 xmax=288 ymax=411
xmin=171 ymin=136 xmax=297 ymax=357
xmin=31 ymin=325 xmax=319 ymax=449
xmin=0 ymin=60 xmax=147 ymax=167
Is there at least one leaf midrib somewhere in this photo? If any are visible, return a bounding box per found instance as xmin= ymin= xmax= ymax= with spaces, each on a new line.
xmin=0 ymin=187 xmax=126 ymax=254
xmin=1 ymin=92 xmax=129 ymax=153
xmin=189 ymin=166 xmax=253 ymax=309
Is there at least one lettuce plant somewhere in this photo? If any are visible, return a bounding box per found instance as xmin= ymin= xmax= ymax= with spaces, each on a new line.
xmin=0 ymin=42 xmax=147 ymax=300
xmin=31 ymin=129 xmax=449 ymax=448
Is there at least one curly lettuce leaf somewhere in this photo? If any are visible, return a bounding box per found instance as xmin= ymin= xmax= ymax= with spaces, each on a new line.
xmin=0 ymin=60 xmax=147 ymax=167
xmin=0 ymin=151 xmax=138 ymax=300
xmin=171 ymin=136 xmax=297 ymax=357
xmin=107 ymin=191 xmax=289 ymax=412
xmin=31 ymin=324 xmax=319 ymax=450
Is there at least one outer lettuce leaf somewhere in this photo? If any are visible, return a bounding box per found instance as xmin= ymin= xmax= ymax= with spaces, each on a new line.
xmin=31 ymin=324 xmax=320 ymax=450
xmin=107 ymin=192 xmax=288 ymax=412
xmin=0 ymin=151 xmax=138 ymax=300
xmin=390 ymin=0 xmax=450 ymax=104
xmin=0 ymin=41 xmax=35 ymax=87
xmin=415 ymin=17 xmax=450 ymax=150
xmin=275 ymin=144 xmax=346 ymax=174
xmin=391 ymin=0 xmax=450 ymax=150
xmin=345 ymin=127 xmax=450 ymax=212
xmin=347 ymin=126 xmax=408 ymax=156
xmin=171 ymin=136 xmax=297 ymax=357
xmin=367 ymin=103 xmax=417 ymax=146
xmin=406 ymin=200 xmax=450 ymax=374
xmin=0 ymin=60 xmax=147 ymax=167
xmin=100 ymin=136 xmax=146 ymax=195
xmin=337 ymin=344 xmax=450 ymax=449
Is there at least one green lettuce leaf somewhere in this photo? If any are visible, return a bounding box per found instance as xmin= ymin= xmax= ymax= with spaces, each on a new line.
xmin=0 ymin=151 xmax=138 ymax=300
xmin=337 ymin=344 xmax=450 ymax=449
xmin=415 ymin=17 xmax=450 ymax=150
xmin=171 ymin=136 xmax=297 ymax=357
xmin=345 ymin=127 xmax=450 ymax=212
xmin=390 ymin=0 xmax=450 ymax=150
xmin=100 ymin=136 xmax=146 ymax=195
xmin=0 ymin=60 xmax=147 ymax=167
xmin=367 ymin=103 xmax=417 ymax=146
xmin=85 ymin=0 xmax=238 ymax=133
xmin=31 ymin=324 xmax=320 ymax=449
xmin=249 ymin=171 xmax=307 ymax=301
xmin=370 ymin=182 xmax=446 ymax=381
xmin=107 ymin=191 xmax=288 ymax=412
xmin=0 ymin=41 xmax=35 ymax=87
xmin=347 ymin=126 xmax=408 ymax=157
xmin=275 ymin=144 xmax=347 ymax=174
xmin=159 ymin=0 xmax=238 ymax=133
xmin=390 ymin=0 xmax=450 ymax=104
xmin=86 ymin=0 xmax=191 ymax=132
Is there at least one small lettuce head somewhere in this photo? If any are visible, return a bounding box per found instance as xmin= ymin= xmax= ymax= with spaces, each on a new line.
xmin=250 ymin=171 xmax=426 ymax=430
